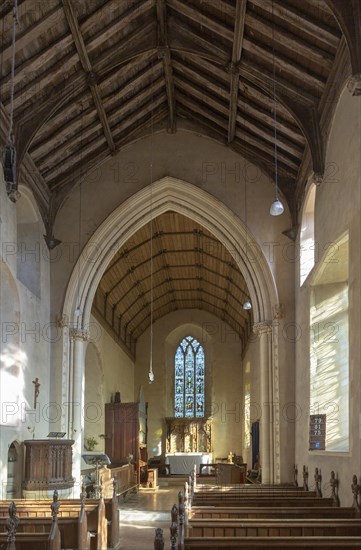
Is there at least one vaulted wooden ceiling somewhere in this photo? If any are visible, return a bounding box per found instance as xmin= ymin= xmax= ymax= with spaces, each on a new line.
xmin=0 ymin=0 xmax=360 ymax=351
xmin=93 ymin=211 xmax=251 ymax=355
xmin=1 ymin=0 xmax=360 ymax=235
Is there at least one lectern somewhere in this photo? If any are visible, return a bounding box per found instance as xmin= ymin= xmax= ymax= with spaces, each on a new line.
xmin=82 ymin=454 xmax=111 ymax=497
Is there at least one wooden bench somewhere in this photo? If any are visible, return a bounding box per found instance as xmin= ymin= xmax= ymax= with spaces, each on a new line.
xmin=0 ymin=483 xmax=120 ymax=550
xmin=181 ymin=536 xmax=361 ymax=549
xmin=188 ymin=518 xmax=361 ymax=537
xmin=0 ymin=531 xmax=57 ymax=550
xmin=153 ymin=470 xmax=361 ymax=550
xmin=190 ymin=505 xmax=358 ymax=519
xmin=0 ymin=500 xmax=61 ymax=550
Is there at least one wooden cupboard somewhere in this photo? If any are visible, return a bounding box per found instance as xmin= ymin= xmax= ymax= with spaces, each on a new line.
xmin=104 ymin=389 xmax=147 ymax=484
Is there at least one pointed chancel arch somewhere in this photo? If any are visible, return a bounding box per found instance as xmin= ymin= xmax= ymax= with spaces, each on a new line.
xmin=61 ymin=177 xmax=280 ymax=486
xmin=63 ymin=177 xmax=278 ymax=328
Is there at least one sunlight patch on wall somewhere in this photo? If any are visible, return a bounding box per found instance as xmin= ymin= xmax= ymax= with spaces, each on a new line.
xmin=309 ymin=234 xmax=349 ymax=452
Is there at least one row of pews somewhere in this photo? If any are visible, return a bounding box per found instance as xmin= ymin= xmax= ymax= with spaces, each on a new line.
xmin=155 ymin=466 xmax=361 ymax=549
xmin=0 ymin=479 xmax=120 ymax=550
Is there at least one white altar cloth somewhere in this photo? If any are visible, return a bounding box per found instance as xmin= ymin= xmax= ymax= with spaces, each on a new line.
xmin=165 ymin=452 xmax=212 ymax=475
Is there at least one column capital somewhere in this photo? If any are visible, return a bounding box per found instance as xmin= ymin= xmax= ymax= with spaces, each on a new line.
xmin=252 ymin=321 xmax=273 ymax=335
xmin=69 ymin=328 xmax=89 ymax=341
xmin=273 ymin=303 xmax=285 ymax=320
xmin=347 ymin=73 xmax=361 ymax=96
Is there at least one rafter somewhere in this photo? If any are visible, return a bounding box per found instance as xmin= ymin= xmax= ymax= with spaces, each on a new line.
xmin=0 ymin=5 xmax=64 ymax=66
xmin=112 ymin=278 xmax=248 ymax=319
xmin=108 ymin=257 xmax=249 ymax=305
xmin=131 ymin=295 xmax=246 ymax=341
xmin=168 ymin=15 xmax=229 ymax=63
xmin=45 ymin=87 xmax=166 ymax=183
xmin=246 ymin=11 xmax=334 ymax=72
xmin=14 ymin=74 xmax=86 ymax=169
xmin=249 ymin=0 xmax=340 ymax=51
xmin=173 ymin=60 xmax=303 ymax=157
xmin=2 ymin=0 xmax=155 ymax=102
xmin=324 ymin=0 xmax=361 ymax=94
xmin=157 ymin=0 xmax=176 ymax=132
xmin=228 ymin=0 xmax=247 ymax=143
xmin=176 ymin=84 xmax=300 ymax=174
xmin=239 ymin=63 xmax=325 ymax=176
xmin=242 ymin=38 xmax=325 ymax=97
xmin=168 ymin=0 xmax=234 ymax=42
xmin=49 ymin=106 xmax=168 ymax=199
xmin=13 ymin=24 xmax=157 ymax=170
xmin=62 ymin=0 xmax=115 ymax=152
xmin=37 ymin=74 xmax=164 ymax=172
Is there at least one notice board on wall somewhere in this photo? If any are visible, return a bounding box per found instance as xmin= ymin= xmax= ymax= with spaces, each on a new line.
xmin=309 ymin=414 xmax=326 ymax=450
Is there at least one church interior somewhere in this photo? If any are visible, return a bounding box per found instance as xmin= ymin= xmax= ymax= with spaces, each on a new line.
xmin=0 ymin=0 xmax=360 ymax=548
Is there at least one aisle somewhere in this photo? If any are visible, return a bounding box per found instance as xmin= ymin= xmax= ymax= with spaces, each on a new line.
xmin=118 ymin=483 xmax=181 ymax=550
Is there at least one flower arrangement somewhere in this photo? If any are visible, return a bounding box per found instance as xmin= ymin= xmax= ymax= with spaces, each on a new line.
xmin=84 ymin=436 xmax=98 ymax=451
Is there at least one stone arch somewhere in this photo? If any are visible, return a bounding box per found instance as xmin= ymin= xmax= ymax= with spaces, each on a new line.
xmin=63 ymin=177 xmax=278 ymax=329
xmin=61 ymin=177 xmax=280 ymax=485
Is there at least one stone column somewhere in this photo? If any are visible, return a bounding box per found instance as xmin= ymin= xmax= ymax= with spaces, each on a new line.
xmin=253 ymin=322 xmax=273 ymax=484
xmin=69 ymin=328 xmax=88 ymax=496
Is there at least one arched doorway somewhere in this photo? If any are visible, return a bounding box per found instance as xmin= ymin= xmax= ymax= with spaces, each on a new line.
xmin=6 ymin=442 xmax=23 ymax=499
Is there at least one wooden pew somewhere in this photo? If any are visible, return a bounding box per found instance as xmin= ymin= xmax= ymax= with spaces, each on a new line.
xmin=0 ymin=482 xmax=120 ymax=549
xmin=190 ymin=506 xmax=357 ymax=519
xmin=0 ymin=499 xmax=62 ymax=550
xmin=181 ymin=536 xmax=361 ymax=548
xmin=173 ymin=472 xmax=361 ymax=550
xmin=188 ymin=517 xmax=361 ymax=537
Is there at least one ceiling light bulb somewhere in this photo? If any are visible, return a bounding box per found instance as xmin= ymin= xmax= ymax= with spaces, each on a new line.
xmin=149 ymin=370 xmax=154 ymax=384
xmin=270 ymin=198 xmax=284 ymax=216
xmin=243 ymin=300 xmax=252 ymax=310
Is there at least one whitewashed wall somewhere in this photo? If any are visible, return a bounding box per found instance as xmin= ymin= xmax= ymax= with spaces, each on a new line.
xmin=295 ymin=88 xmax=361 ymax=504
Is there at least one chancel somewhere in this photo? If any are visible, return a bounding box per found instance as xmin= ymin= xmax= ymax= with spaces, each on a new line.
xmin=0 ymin=0 xmax=361 ymax=548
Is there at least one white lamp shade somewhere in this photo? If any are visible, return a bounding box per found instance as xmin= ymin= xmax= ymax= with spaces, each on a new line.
xmin=243 ymin=300 xmax=252 ymax=310
xmin=270 ymin=198 xmax=284 ymax=216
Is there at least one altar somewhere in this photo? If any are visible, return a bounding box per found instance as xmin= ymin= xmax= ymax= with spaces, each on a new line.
xmin=165 ymin=452 xmax=212 ymax=475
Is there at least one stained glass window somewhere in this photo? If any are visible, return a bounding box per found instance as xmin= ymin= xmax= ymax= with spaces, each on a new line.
xmin=174 ymin=336 xmax=205 ymax=418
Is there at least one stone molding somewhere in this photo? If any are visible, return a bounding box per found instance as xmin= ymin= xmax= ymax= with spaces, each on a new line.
xmin=252 ymin=321 xmax=273 ymax=335
xmin=69 ymin=328 xmax=89 ymax=342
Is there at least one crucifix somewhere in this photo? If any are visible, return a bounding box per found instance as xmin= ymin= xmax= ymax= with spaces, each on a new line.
xmin=32 ymin=378 xmax=40 ymax=408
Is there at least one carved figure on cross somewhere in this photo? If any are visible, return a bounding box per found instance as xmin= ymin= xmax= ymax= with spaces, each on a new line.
xmin=32 ymin=377 xmax=40 ymax=408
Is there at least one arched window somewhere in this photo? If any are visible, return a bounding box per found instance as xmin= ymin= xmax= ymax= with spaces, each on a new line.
xmin=174 ymin=336 xmax=205 ymax=418
xmin=300 ymin=183 xmax=316 ymax=285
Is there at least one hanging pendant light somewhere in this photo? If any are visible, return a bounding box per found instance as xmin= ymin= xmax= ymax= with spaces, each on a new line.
xmin=243 ymin=152 xmax=252 ymax=311
xmin=149 ymin=185 xmax=154 ymax=384
xmin=270 ymin=198 xmax=284 ymax=216
xmin=75 ymin=180 xmax=82 ymax=319
xmin=270 ymin=4 xmax=284 ymax=217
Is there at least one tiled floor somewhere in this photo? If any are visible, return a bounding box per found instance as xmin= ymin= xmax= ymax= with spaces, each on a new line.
xmin=118 ymin=482 xmax=182 ymax=550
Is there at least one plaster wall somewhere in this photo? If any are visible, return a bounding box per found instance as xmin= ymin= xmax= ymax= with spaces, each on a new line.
xmin=83 ymin=314 xmax=135 ymax=455
xmin=242 ymin=338 xmax=261 ymax=470
xmin=0 ymin=177 xmax=51 ymax=498
xmin=295 ymin=88 xmax=361 ymax=504
xmin=134 ymin=309 xmax=243 ymax=461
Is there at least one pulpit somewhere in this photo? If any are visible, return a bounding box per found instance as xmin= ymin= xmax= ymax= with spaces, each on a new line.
xmin=23 ymin=439 xmax=74 ymax=498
